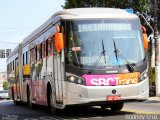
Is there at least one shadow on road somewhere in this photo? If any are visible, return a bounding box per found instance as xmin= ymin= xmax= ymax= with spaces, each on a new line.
xmin=20 ymin=103 xmax=134 ymax=119
xmin=0 ymin=100 xmax=135 ymax=120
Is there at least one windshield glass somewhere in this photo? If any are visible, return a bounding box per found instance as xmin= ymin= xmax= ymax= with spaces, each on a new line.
xmin=66 ymin=18 xmax=145 ymax=67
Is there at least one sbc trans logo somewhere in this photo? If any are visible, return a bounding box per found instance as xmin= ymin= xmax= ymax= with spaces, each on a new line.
xmin=82 ymin=72 xmax=140 ymax=86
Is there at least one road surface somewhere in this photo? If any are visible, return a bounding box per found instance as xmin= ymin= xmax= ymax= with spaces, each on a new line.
xmin=0 ymin=100 xmax=160 ymax=120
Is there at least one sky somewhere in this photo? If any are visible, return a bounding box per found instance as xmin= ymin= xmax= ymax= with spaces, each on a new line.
xmin=0 ymin=0 xmax=65 ymax=72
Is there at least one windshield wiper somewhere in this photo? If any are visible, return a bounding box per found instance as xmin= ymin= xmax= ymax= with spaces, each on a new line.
xmin=113 ymin=39 xmax=134 ymax=72
xmin=113 ymin=39 xmax=118 ymax=63
xmin=88 ymin=40 xmax=106 ymax=74
xmin=102 ymin=39 xmax=107 ymax=64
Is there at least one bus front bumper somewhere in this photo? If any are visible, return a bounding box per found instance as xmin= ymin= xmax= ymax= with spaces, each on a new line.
xmin=65 ymin=77 xmax=149 ymax=105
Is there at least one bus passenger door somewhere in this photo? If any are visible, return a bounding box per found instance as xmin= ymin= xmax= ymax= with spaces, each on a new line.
xmin=53 ymin=25 xmax=65 ymax=104
xmin=53 ymin=49 xmax=65 ymax=104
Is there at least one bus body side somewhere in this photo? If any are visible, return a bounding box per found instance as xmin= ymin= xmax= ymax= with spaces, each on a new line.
xmin=7 ymin=8 xmax=149 ymax=112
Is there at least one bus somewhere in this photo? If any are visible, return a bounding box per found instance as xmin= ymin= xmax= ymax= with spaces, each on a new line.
xmin=7 ymin=8 xmax=149 ymax=114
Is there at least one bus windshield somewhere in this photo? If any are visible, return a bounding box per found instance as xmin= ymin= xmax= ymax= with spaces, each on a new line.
xmin=67 ymin=18 xmax=145 ymax=67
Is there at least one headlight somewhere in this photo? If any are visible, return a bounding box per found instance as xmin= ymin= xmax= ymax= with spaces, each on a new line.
xmin=140 ymin=70 xmax=148 ymax=81
xmin=66 ymin=73 xmax=85 ymax=85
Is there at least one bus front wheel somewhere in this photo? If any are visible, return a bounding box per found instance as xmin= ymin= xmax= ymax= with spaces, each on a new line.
xmin=100 ymin=104 xmax=109 ymax=109
xmin=27 ymin=88 xmax=33 ymax=108
xmin=110 ymin=102 xmax=124 ymax=111
xmin=48 ymin=89 xmax=56 ymax=115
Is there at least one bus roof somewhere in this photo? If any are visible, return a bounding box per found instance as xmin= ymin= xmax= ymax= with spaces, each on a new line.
xmin=54 ymin=8 xmax=137 ymax=19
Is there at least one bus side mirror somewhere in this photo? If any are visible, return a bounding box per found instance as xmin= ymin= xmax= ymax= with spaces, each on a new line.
xmin=143 ymin=33 xmax=148 ymax=51
xmin=55 ymin=25 xmax=64 ymax=53
xmin=141 ymin=26 xmax=148 ymax=51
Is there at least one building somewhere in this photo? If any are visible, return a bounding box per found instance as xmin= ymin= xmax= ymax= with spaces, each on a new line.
xmin=0 ymin=72 xmax=7 ymax=90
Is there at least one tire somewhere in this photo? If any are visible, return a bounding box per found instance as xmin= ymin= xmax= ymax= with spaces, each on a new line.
xmin=13 ymin=97 xmax=21 ymax=105
xmin=12 ymin=87 xmax=14 ymax=100
xmin=110 ymin=102 xmax=124 ymax=111
xmin=100 ymin=104 xmax=109 ymax=109
xmin=14 ymin=100 xmax=21 ymax=105
xmin=12 ymin=89 xmax=20 ymax=105
xmin=48 ymin=89 xmax=56 ymax=115
xmin=27 ymin=89 xmax=33 ymax=108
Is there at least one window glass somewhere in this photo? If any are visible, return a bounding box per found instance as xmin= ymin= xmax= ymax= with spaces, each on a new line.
xmin=48 ymin=38 xmax=53 ymax=55
xmin=13 ymin=61 xmax=14 ymax=71
xmin=46 ymin=40 xmax=48 ymax=56
xmin=35 ymin=46 xmax=37 ymax=61
xmin=30 ymin=48 xmax=34 ymax=63
xmin=39 ymin=43 xmax=42 ymax=59
xmin=26 ymin=51 xmax=28 ymax=64
xmin=42 ymin=42 xmax=46 ymax=58
xmin=37 ymin=46 xmax=40 ymax=61
xmin=23 ymin=53 xmax=25 ymax=65
xmin=66 ymin=19 xmax=145 ymax=67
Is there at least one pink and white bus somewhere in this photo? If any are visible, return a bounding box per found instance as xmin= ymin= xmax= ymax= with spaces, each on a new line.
xmin=7 ymin=8 xmax=149 ymax=114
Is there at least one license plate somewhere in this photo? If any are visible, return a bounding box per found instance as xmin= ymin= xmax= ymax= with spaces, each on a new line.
xmin=106 ymin=95 xmax=121 ymax=101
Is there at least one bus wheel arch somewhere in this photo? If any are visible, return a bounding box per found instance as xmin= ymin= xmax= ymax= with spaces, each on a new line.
xmin=47 ymin=82 xmax=56 ymax=114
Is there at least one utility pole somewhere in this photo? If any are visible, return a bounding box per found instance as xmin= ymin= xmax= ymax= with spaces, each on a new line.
xmin=154 ymin=0 xmax=160 ymax=96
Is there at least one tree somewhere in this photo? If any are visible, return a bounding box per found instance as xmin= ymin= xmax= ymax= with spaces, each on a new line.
xmin=149 ymin=0 xmax=160 ymax=29
xmin=63 ymin=0 xmax=149 ymax=12
xmin=3 ymin=81 xmax=8 ymax=90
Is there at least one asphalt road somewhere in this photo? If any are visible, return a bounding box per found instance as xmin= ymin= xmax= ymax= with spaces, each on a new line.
xmin=0 ymin=100 xmax=160 ymax=120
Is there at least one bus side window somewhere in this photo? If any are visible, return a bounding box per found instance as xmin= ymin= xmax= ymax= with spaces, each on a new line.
xmin=52 ymin=36 xmax=56 ymax=55
xmin=39 ymin=43 xmax=42 ymax=60
xmin=8 ymin=63 xmax=11 ymax=75
xmin=23 ymin=53 xmax=25 ymax=66
xmin=30 ymin=48 xmax=34 ymax=64
xmin=42 ymin=42 xmax=46 ymax=58
xmin=36 ymin=45 xmax=40 ymax=61
xmin=46 ymin=40 xmax=48 ymax=57
xmin=48 ymin=38 xmax=53 ymax=56
xmin=12 ymin=60 xmax=14 ymax=71
xmin=35 ymin=46 xmax=38 ymax=61
xmin=65 ymin=37 xmax=70 ymax=64
xmin=28 ymin=50 xmax=30 ymax=64
xmin=15 ymin=58 xmax=18 ymax=77
xmin=26 ymin=51 xmax=28 ymax=64
xmin=10 ymin=62 xmax=11 ymax=72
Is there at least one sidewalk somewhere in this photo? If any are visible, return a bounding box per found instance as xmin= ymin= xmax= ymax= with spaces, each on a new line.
xmin=145 ymin=96 xmax=160 ymax=102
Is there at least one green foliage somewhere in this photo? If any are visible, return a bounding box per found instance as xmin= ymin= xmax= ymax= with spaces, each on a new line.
xmin=63 ymin=0 xmax=149 ymax=12
xmin=148 ymin=67 xmax=155 ymax=86
xmin=3 ymin=81 xmax=8 ymax=90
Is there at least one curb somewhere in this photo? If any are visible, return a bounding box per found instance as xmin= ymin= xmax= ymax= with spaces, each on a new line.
xmin=148 ymin=97 xmax=160 ymax=101
xmin=144 ymin=97 xmax=160 ymax=103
